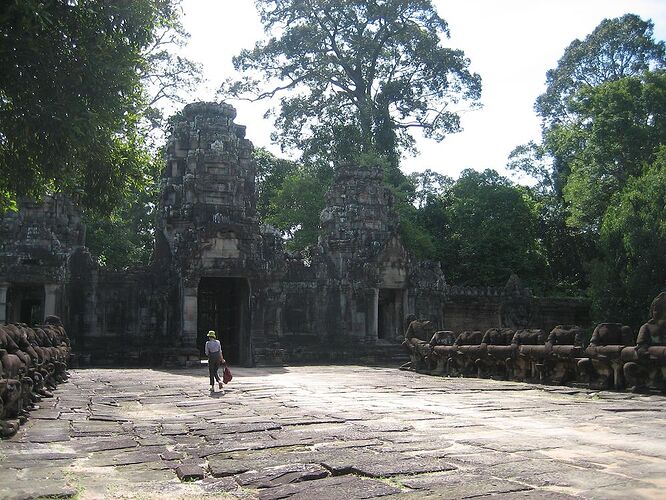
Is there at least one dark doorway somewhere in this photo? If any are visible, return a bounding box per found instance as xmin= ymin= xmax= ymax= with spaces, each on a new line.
xmin=8 ymin=285 xmax=44 ymax=326
xmin=378 ymin=288 xmax=401 ymax=341
xmin=197 ymin=277 xmax=248 ymax=365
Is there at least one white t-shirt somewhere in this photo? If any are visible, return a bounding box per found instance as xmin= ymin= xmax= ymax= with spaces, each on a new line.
xmin=205 ymin=339 xmax=221 ymax=356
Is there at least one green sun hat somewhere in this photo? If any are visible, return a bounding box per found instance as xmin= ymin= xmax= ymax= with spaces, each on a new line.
xmin=207 ymin=330 xmax=216 ymax=339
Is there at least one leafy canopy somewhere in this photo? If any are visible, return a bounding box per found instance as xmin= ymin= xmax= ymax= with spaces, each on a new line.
xmin=591 ymin=148 xmax=666 ymax=325
xmin=536 ymin=13 xmax=665 ymax=127
xmin=0 ymin=0 xmax=199 ymax=213
xmin=507 ymin=13 xmax=666 ymax=319
xmin=223 ymin=0 xmax=481 ymax=165
xmin=562 ymin=71 xmax=666 ymax=231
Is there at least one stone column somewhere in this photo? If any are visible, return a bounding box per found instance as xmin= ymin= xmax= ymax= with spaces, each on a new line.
xmin=367 ymin=288 xmax=379 ymax=340
xmin=182 ymin=286 xmax=198 ymax=347
xmin=402 ymin=289 xmax=410 ymax=327
xmin=44 ymin=284 xmax=59 ymax=319
xmin=0 ymin=283 xmax=8 ymax=324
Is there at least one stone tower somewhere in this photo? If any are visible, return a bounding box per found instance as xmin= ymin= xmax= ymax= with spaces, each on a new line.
xmin=157 ymin=102 xmax=262 ymax=364
xmin=318 ymin=165 xmax=410 ymax=341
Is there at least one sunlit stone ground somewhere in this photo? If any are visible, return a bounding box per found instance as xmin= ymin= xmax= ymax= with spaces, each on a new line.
xmin=2 ymin=366 xmax=666 ymax=499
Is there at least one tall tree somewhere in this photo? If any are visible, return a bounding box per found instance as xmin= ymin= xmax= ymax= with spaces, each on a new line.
xmin=507 ymin=13 xmax=665 ymax=302
xmin=590 ymin=148 xmax=666 ymax=326
xmin=0 ymin=0 xmax=199 ymax=212
xmin=222 ymin=0 xmax=481 ymax=167
xmin=562 ymin=71 xmax=666 ymax=231
xmin=536 ymin=13 xmax=665 ymax=128
xmin=441 ymin=169 xmax=545 ymax=289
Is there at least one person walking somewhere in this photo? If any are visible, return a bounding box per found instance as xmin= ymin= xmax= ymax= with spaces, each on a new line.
xmin=204 ymin=330 xmax=225 ymax=392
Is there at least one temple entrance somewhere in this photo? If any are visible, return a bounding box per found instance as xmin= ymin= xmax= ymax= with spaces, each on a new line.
xmin=378 ymin=288 xmax=402 ymax=341
xmin=197 ymin=277 xmax=249 ymax=365
xmin=7 ymin=285 xmax=44 ymax=326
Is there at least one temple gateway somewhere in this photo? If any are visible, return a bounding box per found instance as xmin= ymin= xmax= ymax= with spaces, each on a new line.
xmin=0 ymin=102 xmax=588 ymax=366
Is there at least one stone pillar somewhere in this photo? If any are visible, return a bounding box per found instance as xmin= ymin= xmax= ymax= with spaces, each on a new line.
xmin=367 ymin=288 xmax=379 ymax=340
xmin=0 ymin=283 xmax=8 ymax=324
xmin=182 ymin=286 xmax=198 ymax=347
xmin=44 ymin=284 xmax=59 ymax=319
xmin=402 ymin=289 xmax=410 ymax=327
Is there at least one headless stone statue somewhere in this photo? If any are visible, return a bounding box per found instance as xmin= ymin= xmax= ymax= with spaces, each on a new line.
xmin=623 ymin=293 xmax=666 ymax=392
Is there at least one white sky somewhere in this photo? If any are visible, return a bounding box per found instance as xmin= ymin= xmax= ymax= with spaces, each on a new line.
xmin=177 ymin=0 xmax=666 ymax=180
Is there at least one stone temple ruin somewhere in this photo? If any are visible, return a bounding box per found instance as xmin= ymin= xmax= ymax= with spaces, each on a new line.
xmin=0 ymin=102 xmax=590 ymax=368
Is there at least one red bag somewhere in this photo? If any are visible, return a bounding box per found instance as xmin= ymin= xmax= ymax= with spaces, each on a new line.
xmin=222 ymin=365 xmax=233 ymax=384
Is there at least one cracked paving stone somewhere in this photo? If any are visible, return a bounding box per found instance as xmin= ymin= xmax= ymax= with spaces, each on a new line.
xmin=458 ymin=438 xmax=560 ymax=453
xmin=70 ymin=421 xmax=125 ymax=437
xmin=235 ymin=463 xmax=330 ymax=488
xmin=86 ymin=445 xmax=169 ymax=467
xmin=21 ymin=420 xmax=70 ymax=443
xmin=160 ymin=423 xmax=189 ymax=436
xmin=321 ymin=451 xmax=456 ymax=478
xmin=200 ymin=476 xmax=241 ymax=493
xmin=138 ymin=435 xmax=175 ymax=446
xmin=1 ymin=483 xmax=77 ymax=500
xmin=256 ymin=475 xmax=401 ymax=500
xmin=444 ymin=450 xmax=531 ymax=467
xmin=194 ymin=421 xmax=282 ymax=437
xmin=207 ymin=448 xmax=315 ymax=477
xmin=160 ymin=450 xmax=187 ymax=461
xmin=0 ymin=468 xmax=77 ymax=500
xmin=398 ymin=471 xmax=531 ymax=497
xmin=486 ymin=491 xmax=582 ymax=499
xmin=73 ymin=436 xmax=137 ymax=453
xmin=30 ymin=409 xmax=62 ymax=420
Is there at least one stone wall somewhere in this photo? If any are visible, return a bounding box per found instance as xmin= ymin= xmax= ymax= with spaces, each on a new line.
xmin=442 ymin=282 xmax=590 ymax=335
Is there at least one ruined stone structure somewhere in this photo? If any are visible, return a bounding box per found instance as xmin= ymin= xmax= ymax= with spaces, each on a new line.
xmin=404 ymin=292 xmax=666 ymax=393
xmin=0 ymin=196 xmax=85 ymax=327
xmin=0 ymin=102 xmax=589 ymax=367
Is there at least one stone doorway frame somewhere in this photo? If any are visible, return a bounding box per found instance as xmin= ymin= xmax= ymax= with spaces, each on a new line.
xmin=188 ymin=276 xmax=252 ymax=366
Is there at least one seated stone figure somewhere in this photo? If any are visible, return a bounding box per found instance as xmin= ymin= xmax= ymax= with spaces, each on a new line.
xmin=0 ymin=378 xmax=20 ymax=438
xmin=0 ymin=319 xmax=71 ymax=439
xmin=428 ymin=330 xmax=457 ymax=375
xmin=540 ymin=325 xmax=586 ymax=385
xmin=511 ymin=329 xmax=547 ymax=381
xmin=402 ymin=318 xmax=436 ymax=372
xmin=622 ymin=293 xmax=666 ymax=392
xmin=578 ymin=323 xmax=634 ymax=390
xmin=0 ymin=348 xmax=24 ymax=422
xmin=477 ymin=328 xmax=515 ymax=379
xmin=449 ymin=330 xmax=484 ymax=377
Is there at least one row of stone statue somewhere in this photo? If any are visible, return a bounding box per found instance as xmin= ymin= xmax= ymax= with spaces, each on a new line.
xmin=403 ymin=292 xmax=666 ymax=393
xmin=0 ymin=316 xmax=71 ymax=438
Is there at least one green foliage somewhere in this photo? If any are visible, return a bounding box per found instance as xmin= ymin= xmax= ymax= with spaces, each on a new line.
xmin=508 ymin=13 xmax=666 ymax=320
xmin=562 ymin=71 xmax=666 ymax=230
xmin=590 ymin=149 xmax=666 ymax=326
xmin=254 ymin=149 xmax=333 ymax=251
xmin=82 ymin=156 xmax=162 ymax=270
xmin=0 ymin=0 xmax=198 ymax=212
xmin=254 ymin=148 xmax=300 ymax=220
xmin=511 ymin=14 xmax=666 ymax=197
xmin=441 ymin=169 xmax=546 ymax=288
xmin=536 ymin=13 xmax=665 ymax=126
xmin=223 ymin=0 xmax=481 ymax=166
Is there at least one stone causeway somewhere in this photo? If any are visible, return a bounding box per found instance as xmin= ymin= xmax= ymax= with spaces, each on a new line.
xmin=1 ymin=365 xmax=665 ymax=499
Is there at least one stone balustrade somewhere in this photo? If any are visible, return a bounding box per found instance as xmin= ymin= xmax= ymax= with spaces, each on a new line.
xmin=0 ymin=316 xmax=71 ymax=438
xmin=402 ymin=293 xmax=666 ymax=393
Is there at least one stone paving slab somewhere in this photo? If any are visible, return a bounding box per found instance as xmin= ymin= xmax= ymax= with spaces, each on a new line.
xmin=1 ymin=365 xmax=666 ymax=499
